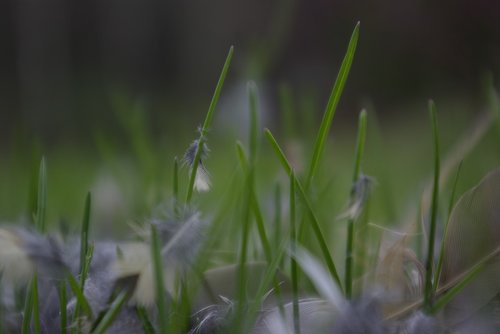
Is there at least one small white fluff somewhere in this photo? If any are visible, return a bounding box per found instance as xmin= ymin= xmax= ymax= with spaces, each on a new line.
xmin=194 ymin=166 xmax=211 ymax=192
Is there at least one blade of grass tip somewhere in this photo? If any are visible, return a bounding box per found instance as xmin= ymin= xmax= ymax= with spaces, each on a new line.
xmin=433 ymin=161 xmax=463 ymax=295
xmin=306 ymin=22 xmax=360 ymax=189
xmin=36 ymin=156 xmax=47 ymax=233
xmin=186 ymin=46 xmax=234 ymax=203
xmin=345 ymin=109 xmax=367 ymax=299
xmin=424 ymin=100 xmax=440 ymax=311
xmin=290 ymin=171 xmax=300 ymax=334
xmin=59 ymin=282 xmax=68 ymax=334
xmin=90 ymin=290 xmax=129 ymax=334
xmin=264 ymin=128 xmax=343 ymax=290
xmin=80 ymin=192 xmax=91 ymax=275
xmin=151 ymin=224 xmax=169 ymax=333
xmin=136 ymin=306 xmax=155 ymax=334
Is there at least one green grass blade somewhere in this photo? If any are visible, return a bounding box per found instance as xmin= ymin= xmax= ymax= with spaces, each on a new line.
xmin=273 ymin=183 xmax=282 ymax=253
xmin=22 ymin=157 xmax=48 ymax=333
xmin=424 ymin=100 xmax=440 ymax=310
xmin=264 ymin=129 xmax=292 ymax=174
xmin=151 ymin=224 xmax=169 ymax=333
xmin=290 ymin=170 xmax=300 ymax=334
xmin=67 ymin=273 xmax=94 ymax=319
xmin=345 ymin=109 xmax=367 ymax=299
xmin=90 ymin=290 xmax=129 ymax=334
xmin=36 ymin=157 xmax=47 ymax=233
xmin=265 ymin=128 xmax=342 ymax=290
xmin=234 ymin=172 xmax=253 ymax=331
xmin=58 ymin=282 xmax=68 ymax=334
xmin=79 ymin=192 xmax=91 ymax=275
xmin=21 ymin=279 xmax=34 ymax=334
xmin=186 ymin=46 xmax=234 ymax=203
xmin=434 ymin=161 xmax=463 ymax=295
xmin=306 ymin=22 xmax=360 ymax=188
xmin=136 ymin=306 xmax=155 ymax=334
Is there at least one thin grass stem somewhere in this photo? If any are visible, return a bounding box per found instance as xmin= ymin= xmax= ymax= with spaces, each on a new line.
xmin=290 ymin=170 xmax=300 ymax=334
xmin=186 ymin=46 xmax=234 ymax=203
xmin=424 ymin=100 xmax=440 ymax=311
xmin=345 ymin=109 xmax=367 ymax=299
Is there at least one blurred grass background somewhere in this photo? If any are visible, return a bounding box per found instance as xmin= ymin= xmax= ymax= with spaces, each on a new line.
xmin=1 ymin=0 xmax=500 ymax=239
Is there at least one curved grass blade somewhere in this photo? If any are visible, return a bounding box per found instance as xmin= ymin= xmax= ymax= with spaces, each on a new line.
xmin=306 ymin=22 xmax=360 ymax=188
xmin=290 ymin=170 xmax=300 ymax=334
xmin=186 ymin=46 xmax=234 ymax=203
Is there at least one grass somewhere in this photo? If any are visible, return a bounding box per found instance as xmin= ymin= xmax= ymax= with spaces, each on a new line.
xmin=1 ymin=22 xmax=500 ymax=334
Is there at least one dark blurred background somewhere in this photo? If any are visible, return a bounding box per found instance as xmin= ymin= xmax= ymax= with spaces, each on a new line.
xmin=1 ymin=0 xmax=500 ymax=146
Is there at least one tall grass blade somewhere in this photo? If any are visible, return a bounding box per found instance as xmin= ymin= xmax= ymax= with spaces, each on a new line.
xmin=424 ymin=100 xmax=440 ymax=310
xmin=434 ymin=161 xmax=463 ymax=295
xmin=79 ymin=192 xmax=91 ymax=275
xmin=345 ymin=109 xmax=367 ymax=299
xmin=21 ymin=279 xmax=34 ymax=334
xmin=31 ymin=276 xmax=40 ymax=334
xmin=186 ymin=46 xmax=234 ymax=203
xmin=136 ymin=306 xmax=155 ymax=334
xmin=289 ymin=171 xmax=300 ymax=334
xmin=306 ymin=22 xmax=360 ymax=188
xmin=36 ymin=157 xmax=47 ymax=233
xmin=59 ymin=282 xmax=68 ymax=334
